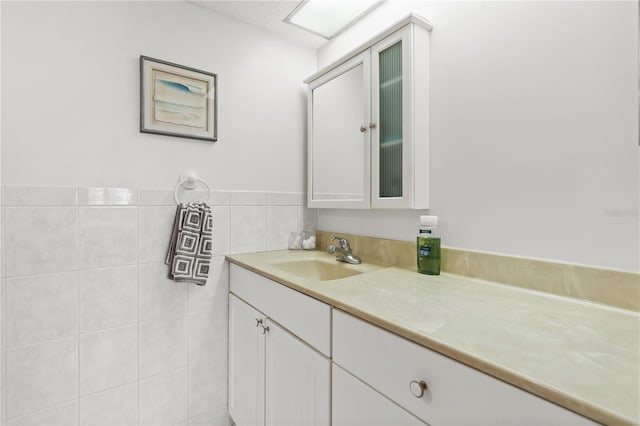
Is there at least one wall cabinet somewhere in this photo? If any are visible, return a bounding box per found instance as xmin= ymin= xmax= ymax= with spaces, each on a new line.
xmin=228 ymin=266 xmax=331 ymax=426
xmin=306 ymin=14 xmax=432 ymax=209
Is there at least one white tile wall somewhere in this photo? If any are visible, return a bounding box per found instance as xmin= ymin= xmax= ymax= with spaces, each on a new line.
xmin=6 ymin=338 xmax=77 ymax=418
xmin=211 ymin=206 xmax=230 ymax=256
xmin=229 ymin=190 xmax=268 ymax=206
xmin=138 ymin=263 xmax=188 ymax=322
xmin=78 ymin=207 xmax=138 ymax=269
xmin=6 ymin=400 xmax=78 ymax=426
xmin=4 ymin=207 xmax=77 ymax=276
xmin=79 ymin=325 xmax=138 ymax=396
xmin=139 ymin=317 xmax=188 ymax=378
xmin=188 ymin=363 xmax=225 ymax=419
xmin=79 ymin=383 xmax=137 ymax=426
xmin=139 ymin=369 xmax=188 ymax=426
xmin=0 ymin=185 xmax=315 ymax=425
xmin=189 ymin=408 xmax=230 ymax=426
xmin=3 ymin=186 xmax=76 ymax=207
xmin=77 ymin=188 xmax=136 ymax=206
xmin=229 ymin=206 xmax=268 ymax=254
xmin=188 ymin=257 xmax=229 ymax=312
xmin=187 ymin=308 xmax=228 ymax=368
xmin=78 ymin=266 xmax=137 ymax=333
xmin=138 ymin=206 xmax=176 ymax=263
xmin=267 ymin=206 xmax=299 ymax=250
xmin=5 ymin=272 xmax=78 ymax=347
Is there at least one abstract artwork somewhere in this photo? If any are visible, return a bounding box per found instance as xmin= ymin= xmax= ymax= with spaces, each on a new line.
xmin=140 ymin=56 xmax=217 ymax=142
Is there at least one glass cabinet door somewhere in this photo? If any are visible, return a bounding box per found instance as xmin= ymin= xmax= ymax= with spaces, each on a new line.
xmin=378 ymin=40 xmax=403 ymax=199
xmin=371 ymin=26 xmax=414 ymax=209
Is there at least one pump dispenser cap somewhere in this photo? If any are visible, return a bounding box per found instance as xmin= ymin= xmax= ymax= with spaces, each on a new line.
xmin=420 ymin=215 xmax=438 ymax=226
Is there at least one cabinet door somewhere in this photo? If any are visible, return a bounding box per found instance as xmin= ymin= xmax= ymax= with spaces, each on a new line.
xmin=265 ymin=319 xmax=330 ymax=426
xmin=371 ymin=24 xmax=430 ymax=209
xmin=333 ymin=364 xmax=425 ymax=426
xmin=229 ymin=294 xmax=266 ymax=426
xmin=334 ymin=310 xmax=595 ymax=426
xmin=371 ymin=25 xmax=413 ymax=208
xmin=308 ymin=51 xmax=371 ymax=209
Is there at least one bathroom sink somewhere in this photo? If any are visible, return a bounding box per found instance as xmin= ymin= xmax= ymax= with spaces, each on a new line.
xmin=272 ymin=259 xmax=364 ymax=281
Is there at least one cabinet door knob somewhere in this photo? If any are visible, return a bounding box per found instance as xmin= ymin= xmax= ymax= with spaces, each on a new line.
xmin=255 ymin=318 xmax=263 ymax=327
xmin=409 ymin=380 xmax=428 ymax=398
xmin=369 ymin=122 xmax=377 ymax=129
xmin=360 ymin=125 xmax=367 ymax=133
xmin=261 ymin=325 xmax=270 ymax=335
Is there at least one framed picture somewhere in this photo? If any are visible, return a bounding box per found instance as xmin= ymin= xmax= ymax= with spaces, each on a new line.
xmin=140 ymin=55 xmax=217 ymax=142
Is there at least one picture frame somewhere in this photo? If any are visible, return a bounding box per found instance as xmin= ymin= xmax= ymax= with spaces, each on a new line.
xmin=140 ymin=55 xmax=217 ymax=142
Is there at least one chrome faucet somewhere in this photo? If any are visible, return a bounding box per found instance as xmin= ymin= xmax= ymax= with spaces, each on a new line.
xmin=327 ymin=236 xmax=361 ymax=265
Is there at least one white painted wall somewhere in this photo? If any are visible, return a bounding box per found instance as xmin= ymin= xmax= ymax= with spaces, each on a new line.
xmin=1 ymin=1 xmax=316 ymax=191
xmin=317 ymin=1 xmax=639 ymax=272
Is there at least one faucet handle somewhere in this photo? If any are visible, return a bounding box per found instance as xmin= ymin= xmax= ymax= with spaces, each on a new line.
xmin=327 ymin=245 xmax=336 ymax=254
xmin=330 ymin=236 xmax=350 ymax=250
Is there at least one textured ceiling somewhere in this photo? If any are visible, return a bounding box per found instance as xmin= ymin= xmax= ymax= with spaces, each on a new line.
xmin=187 ymin=1 xmax=328 ymax=49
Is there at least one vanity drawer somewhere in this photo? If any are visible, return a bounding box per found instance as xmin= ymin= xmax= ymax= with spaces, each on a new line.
xmin=230 ymin=264 xmax=331 ymax=356
xmin=332 ymin=310 xmax=594 ymax=425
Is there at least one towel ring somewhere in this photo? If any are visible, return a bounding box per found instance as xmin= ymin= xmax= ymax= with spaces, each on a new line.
xmin=174 ymin=174 xmax=212 ymax=205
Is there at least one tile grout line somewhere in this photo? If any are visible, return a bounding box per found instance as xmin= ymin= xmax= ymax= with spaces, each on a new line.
xmin=136 ymin=201 xmax=141 ymax=426
xmin=4 ymin=397 xmax=78 ymax=423
xmin=2 ymin=201 xmax=5 ymax=423
xmin=75 ymin=187 xmax=80 ymax=424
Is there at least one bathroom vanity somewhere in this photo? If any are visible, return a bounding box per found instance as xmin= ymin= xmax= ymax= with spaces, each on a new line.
xmin=226 ymin=250 xmax=639 ymax=426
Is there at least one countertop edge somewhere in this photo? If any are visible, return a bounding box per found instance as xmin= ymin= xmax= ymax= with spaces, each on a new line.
xmin=226 ymin=255 xmax=636 ymax=426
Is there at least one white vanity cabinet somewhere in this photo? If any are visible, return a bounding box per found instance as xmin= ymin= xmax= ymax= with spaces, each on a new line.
xmin=332 ymin=310 xmax=596 ymax=426
xmin=228 ymin=294 xmax=265 ymax=426
xmin=333 ymin=364 xmax=426 ymax=426
xmin=228 ymin=265 xmax=331 ymax=426
xmin=306 ymin=14 xmax=432 ymax=209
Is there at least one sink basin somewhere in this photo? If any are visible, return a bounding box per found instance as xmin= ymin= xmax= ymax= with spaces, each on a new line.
xmin=272 ymin=259 xmax=363 ymax=281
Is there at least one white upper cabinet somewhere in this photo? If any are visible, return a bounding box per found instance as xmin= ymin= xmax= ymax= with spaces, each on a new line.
xmin=306 ymin=14 xmax=432 ymax=209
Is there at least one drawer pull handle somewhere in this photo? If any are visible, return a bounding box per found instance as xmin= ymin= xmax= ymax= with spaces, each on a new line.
xmin=409 ymin=380 xmax=428 ymax=398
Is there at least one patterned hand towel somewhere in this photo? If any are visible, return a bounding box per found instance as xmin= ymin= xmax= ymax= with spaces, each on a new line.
xmin=165 ymin=203 xmax=213 ymax=286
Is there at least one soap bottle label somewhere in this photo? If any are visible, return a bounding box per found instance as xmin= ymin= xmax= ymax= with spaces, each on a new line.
xmin=417 ymin=236 xmax=441 ymax=275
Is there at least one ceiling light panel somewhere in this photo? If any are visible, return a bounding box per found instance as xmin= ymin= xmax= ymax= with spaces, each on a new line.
xmin=285 ymin=0 xmax=383 ymax=39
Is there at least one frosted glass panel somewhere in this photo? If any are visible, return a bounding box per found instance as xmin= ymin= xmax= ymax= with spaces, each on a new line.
xmin=378 ymin=41 xmax=402 ymax=198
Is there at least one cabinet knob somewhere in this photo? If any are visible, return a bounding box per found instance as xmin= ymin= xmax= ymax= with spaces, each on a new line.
xmin=359 ymin=125 xmax=367 ymax=133
xmin=261 ymin=325 xmax=270 ymax=335
xmin=369 ymin=122 xmax=377 ymax=129
xmin=255 ymin=318 xmax=263 ymax=327
xmin=409 ymin=380 xmax=428 ymax=398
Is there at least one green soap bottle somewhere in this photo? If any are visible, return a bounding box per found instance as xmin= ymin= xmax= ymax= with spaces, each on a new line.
xmin=417 ymin=215 xmax=441 ymax=275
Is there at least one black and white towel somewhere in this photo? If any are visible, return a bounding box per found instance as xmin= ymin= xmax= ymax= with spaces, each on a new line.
xmin=165 ymin=203 xmax=213 ymax=286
